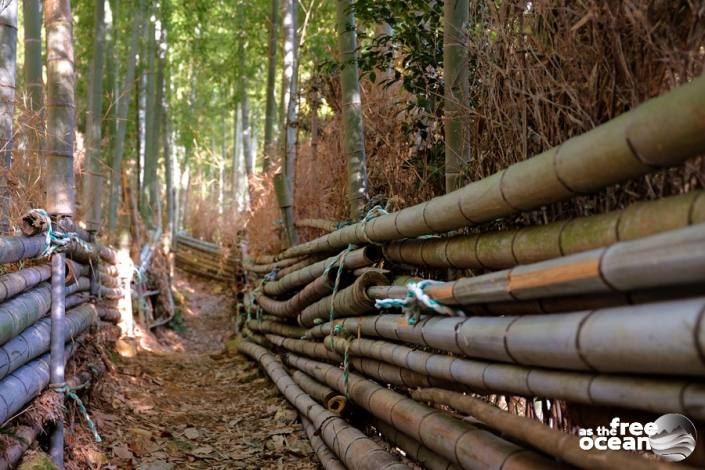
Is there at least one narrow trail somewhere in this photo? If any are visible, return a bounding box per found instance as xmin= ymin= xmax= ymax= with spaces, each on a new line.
xmin=90 ymin=273 xmax=317 ymax=469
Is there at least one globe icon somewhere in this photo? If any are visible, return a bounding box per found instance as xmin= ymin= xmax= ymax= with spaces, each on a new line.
xmin=649 ymin=414 xmax=697 ymax=462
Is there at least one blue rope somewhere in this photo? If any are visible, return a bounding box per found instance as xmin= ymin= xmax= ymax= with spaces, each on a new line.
xmin=375 ymin=280 xmax=464 ymax=325
xmin=53 ymin=383 xmax=102 ymax=443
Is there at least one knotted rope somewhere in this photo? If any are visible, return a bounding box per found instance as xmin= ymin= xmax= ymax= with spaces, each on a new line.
xmin=26 ymin=209 xmax=91 ymax=258
xmin=375 ymin=280 xmax=464 ymax=325
xmin=51 ymin=382 xmax=102 ymax=443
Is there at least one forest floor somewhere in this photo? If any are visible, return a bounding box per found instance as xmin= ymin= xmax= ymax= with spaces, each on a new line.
xmin=81 ymin=272 xmax=318 ymax=470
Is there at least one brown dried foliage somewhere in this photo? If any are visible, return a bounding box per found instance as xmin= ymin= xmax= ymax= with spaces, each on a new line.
xmin=464 ymin=0 xmax=705 ymax=228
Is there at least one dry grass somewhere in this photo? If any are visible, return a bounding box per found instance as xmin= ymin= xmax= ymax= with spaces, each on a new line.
xmin=463 ymin=0 xmax=705 ymax=228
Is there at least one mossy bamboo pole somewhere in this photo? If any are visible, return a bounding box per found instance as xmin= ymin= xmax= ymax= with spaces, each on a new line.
xmin=291 ymin=370 xmax=346 ymax=413
xmin=348 ymin=355 xmax=465 ymax=392
xmin=45 ymin=0 xmax=76 ymax=217
xmin=320 ymin=333 xmax=705 ymax=420
xmin=308 ymin=296 xmax=705 ymax=376
xmin=238 ymin=341 xmax=409 ymax=470
xmin=0 ymin=276 xmax=89 ymax=346
xmin=256 ymin=270 xmax=343 ymax=319
xmin=336 ymin=0 xmax=368 ymax=218
xmin=412 ymin=388 xmax=681 ymax=470
xmin=246 ymin=319 xmax=306 ymax=338
xmin=274 ymin=172 xmax=297 ymax=247
xmin=82 ymin=0 xmax=106 ymax=233
xmin=265 ymin=333 xmax=342 ymax=363
xmin=23 ymin=0 xmax=43 ymax=120
xmin=299 ymin=271 xmax=387 ymax=327
xmin=443 ymin=0 xmax=469 ymax=192
xmin=278 ymin=76 xmax=705 ymax=259
xmin=0 ymin=303 xmax=96 ymax=382
xmin=262 ymin=246 xmax=381 ymax=297
xmin=0 ymin=0 xmax=17 ymax=234
xmin=300 ymin=415 xmax=346 ymax=470
xmin=373 ymin=223 xmax=705 ymax=308
xmin=285 ymin=353 xmax=561 ymax=470
xmin=383 ymin=191 xmax=705 ymax=270
xmin=276 ymin=254 xmax=326 ymax=278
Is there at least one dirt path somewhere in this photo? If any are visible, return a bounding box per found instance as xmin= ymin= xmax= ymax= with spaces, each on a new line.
xmin=87 ymin=272 xmax=318 ymax=469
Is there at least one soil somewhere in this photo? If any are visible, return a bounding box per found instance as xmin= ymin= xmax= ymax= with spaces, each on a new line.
xmin=77 ymin=272 xmax=318 ymax=469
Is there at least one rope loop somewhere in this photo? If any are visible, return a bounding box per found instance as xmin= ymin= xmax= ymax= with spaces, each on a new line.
xmin=375 ymin=280 xmax=465 ymax=325
xmin=51 ymin=381 xmax=102 ymax=443
xmin=27 ymin=209 xmax=92 ymax=258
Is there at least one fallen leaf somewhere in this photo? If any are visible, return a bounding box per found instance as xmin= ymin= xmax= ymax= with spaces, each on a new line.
xmin=183 ymin=427 xmax=200 ymax=440
xmin=112 ymin=443 xmax=134 ymax=460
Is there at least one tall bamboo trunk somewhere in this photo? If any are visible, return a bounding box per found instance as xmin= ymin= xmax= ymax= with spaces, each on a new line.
xmin=0 ymin=0 xmax=17 ymax=234
xmin=23 ymin=0 xmax=43 ymax=167
xmin=336 ymin=0 xmax=368 ymax=219
xmin=284 ymin=0 xmax=298 ymax=194
xmin=82 ymin=0 xmax=106 ymax=233
xmin=443 ymin=0 xmax=469 ymax=192
xmin=108 ymin=0 xmax=142 ymax=234
xmin=262 ymin=0 xmax=279 ymax=172
xmin=141 ymin=12 xmax=158 ymax=225
xmin=232 ymin=104 xmax=241 ymax=210
xmin=45 ymin=0 xmax=75 ymax=218
xmin=278 ymin=0 xmax=294 ymax=143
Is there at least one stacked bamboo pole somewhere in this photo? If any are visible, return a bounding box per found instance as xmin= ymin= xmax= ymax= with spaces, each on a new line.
xmin=238 ymin=73 xmax=705 ymax=470
xmin=175 ymin=232 xmax=239 ymax=282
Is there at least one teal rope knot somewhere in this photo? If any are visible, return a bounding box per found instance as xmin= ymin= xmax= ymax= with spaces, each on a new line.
xmin=29 ymin=209 xmax=92 ymax=258
xmin=375 ymin=280 xmax=464 ymax=325
xmin=363 ymin=205 xmax=388 ymax=222
xmin=264 ymin=268 xmax=278 ymax=282
xmin=51 ymin=381 xmax=102 ymax=443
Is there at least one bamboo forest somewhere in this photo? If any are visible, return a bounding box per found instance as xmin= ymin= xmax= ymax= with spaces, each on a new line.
xmin=0 ymin=0 xmax=703 ymax=468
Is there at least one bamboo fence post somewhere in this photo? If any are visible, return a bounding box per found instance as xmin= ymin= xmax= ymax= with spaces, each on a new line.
xmin=0 ymin=0 xmax=17 ymax=234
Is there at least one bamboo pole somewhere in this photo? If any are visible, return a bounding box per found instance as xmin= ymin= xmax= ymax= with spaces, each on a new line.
xmin=45 ymin=0 xmax=76 ymax=218
xmin=49 ymin=253 xmax=65 ymax=467
xmin=238 ymin=341 xmax=409 ymax=470
xmin=300 ymin=415 xmax=346 ymax=470
xmin=0 ymin=0 xmax=17 ymax=234
xmin=412 ymin=388 xmax=683 ymax=470
xmin=336 ymin=0 xmax=368 ymax=218
xmin=298 ymin=271 xmax=387 ymax=327
xmin=295 ymin=218 xmax=338 ymax=233
xmin=383 ymin=191 xmax=705 ymax=270
xmin=256 ymin=269 xmax=343 ymax=319
xmin=320 ymin=334 xmax=705 ymax=420
xmin=307 ymin=296 xmax=705 ymax=376
xmin=443 ymin=0 xmax=469 ymax=192
xmin=82 ymin=0 xmax=106 ymax=234
xmin=285 ymin=353 xmax=561 ymax=470
xmin=277 ymin=76 xmax=705 ymax=259
xmin=246 ymin=319 xmax=306 ymax=338
xmin=243 ymin=255 xmax=306 ymax=274
xmin=262 ymin=0 xmax=279 ymax=171
xmin=372 ymin=223 xmax=705 ymax=308
xmin=0 ymin=303 xmax=96 ymax=382
xmin=266 ymin=333 xmax=343 ymax=363
xmin=262 ymin=246 xmax=381 ymax=297
xmin=291 ymin=370 xmax=346 ymax=413
xmin=369 ymin=417 xmax=458 ymax=470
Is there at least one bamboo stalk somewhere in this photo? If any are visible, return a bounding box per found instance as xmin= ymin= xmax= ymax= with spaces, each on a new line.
xmin=369 ymin=416 xmax=459 ymax=470
xmin=266 ymin=333 xmax=342 ymax=363
xmin=278 ymin=76 xmax=705 ymax=259
xmin=246 ymin=320 xmax=306 ymax=338
xmin=285 ymin=353 xmax=561 ymax=470
xmin=256 ymin=270 xmax=343 ymax=319
xmin=262 ymin=246 xmax=381 ymax=297
xmin=371 ymin=224 xmax=705 ymax=309
xmin=412 ymin=388 xmax=684 ymax=470
xmin=300 ymin=415 xmax=346 ymax=470
xmin=291 ymin=370 xmax=346 ymax=413
xmin=383 ymin=191 xmax=705 ymax=270
xmin=320 ymin=334 xmax=705 ymax=420
xmin=307 ymin=296 xmax=705 ymax=376
xmin=299 ymin=271 xmax=386 ymax=327
xmin=295 ymin=218 xmax=339 ymax=233
xmin=238 ymin=341 xmax=408 ymax=470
